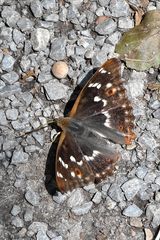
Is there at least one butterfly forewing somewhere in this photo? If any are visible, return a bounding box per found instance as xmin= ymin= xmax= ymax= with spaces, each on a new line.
xmin=68 ymin=58 xmax=135 ymax=144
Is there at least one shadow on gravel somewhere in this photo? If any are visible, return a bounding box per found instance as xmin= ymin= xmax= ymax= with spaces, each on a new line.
xmin=45 ymin=68 xmax=97 ymax=195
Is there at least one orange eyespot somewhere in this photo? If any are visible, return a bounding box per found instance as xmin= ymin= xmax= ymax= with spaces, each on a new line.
xmin=75 ymin=168 xmax=82 ymax=178
xmin=106 ymin=87 xmax=117 ymax=96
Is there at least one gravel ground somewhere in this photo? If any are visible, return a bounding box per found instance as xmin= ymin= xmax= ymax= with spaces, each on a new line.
xmin=0 ymin=0 xmax=160 ymax=240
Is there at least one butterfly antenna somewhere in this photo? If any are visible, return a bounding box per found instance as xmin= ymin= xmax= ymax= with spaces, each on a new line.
xmin=16 ymin=118 xmax=57 ymax=138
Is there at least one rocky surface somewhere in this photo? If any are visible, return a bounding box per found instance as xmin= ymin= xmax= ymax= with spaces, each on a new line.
xmin=0 ymin=0 xmax=160 ymax=240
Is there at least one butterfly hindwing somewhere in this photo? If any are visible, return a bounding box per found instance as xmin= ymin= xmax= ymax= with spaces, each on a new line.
xmin=56 ymin=131 xmax=95 ymax=192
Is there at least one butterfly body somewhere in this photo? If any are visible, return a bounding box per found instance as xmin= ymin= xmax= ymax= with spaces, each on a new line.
xmin=55 ymin=58 xmax=136 ymax=193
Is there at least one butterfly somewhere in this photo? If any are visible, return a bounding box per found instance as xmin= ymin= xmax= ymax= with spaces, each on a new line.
xmin=55 ymin=58 xmax=136 ymax=193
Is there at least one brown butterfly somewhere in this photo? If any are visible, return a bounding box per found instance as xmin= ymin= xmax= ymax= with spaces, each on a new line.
xmin=55 ymin=58 xmax=135 ymax=192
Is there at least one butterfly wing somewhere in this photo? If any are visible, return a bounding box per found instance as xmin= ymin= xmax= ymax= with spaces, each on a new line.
xmin=56 ymin=131 xmax=94 ymax=192
xmin=68 ymin=58 xmax=135 ymax=144
xmin=56 ymin=129 xmax=120 ymax=192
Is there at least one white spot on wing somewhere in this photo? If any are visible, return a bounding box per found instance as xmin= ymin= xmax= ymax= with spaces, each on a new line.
xmin=94 ymin=96 xmax=101 ymax=102
xmin=104 ymin=119 xmax=111 ymax=127
xmin=99 ymin=67 xmax=107 ymax=74
xmin=77 ymin=160 xmax=83 ymax=166
xmin=88 ymin=82 xmax=102 ymax=89
xmin=84 ymin=155 xmax=94 ymax=161
xmin=57 ymin=172 xmax=63 ymax=178
xmin=70 ymin=156 xmax=76 ymax=162
xmin=102 ymin=99 xmax=107 ymax=107
xmin=71 ymin=171 xmax=75 ymax=177
xmin=59 ymin=157 xmax=68 ymax=169
xmin=103 ymin=111 xmax=110 ymax=118
xmin=106 ymin=83 xmax=112 ymax=88
xmin=97 ymin=83 xmax=101 ymax=89
xmin=93 ymin=150 xmax=100 ymax=157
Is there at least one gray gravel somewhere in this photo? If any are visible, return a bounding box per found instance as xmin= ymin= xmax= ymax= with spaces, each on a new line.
xmin=0 ymin=0 xmax=160 ymax=240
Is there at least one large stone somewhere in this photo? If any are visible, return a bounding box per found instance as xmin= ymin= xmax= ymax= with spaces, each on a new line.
xmin=50 ymin=37 xmax=66 ymax=60
xmin=31 ymin=28 xmax=50 ymax=51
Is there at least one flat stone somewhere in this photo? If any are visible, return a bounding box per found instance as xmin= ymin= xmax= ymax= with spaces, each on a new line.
xmin=52 ymin=192 xmax=67 ymax=204
xmin=109 ymin=0 xmax=130 ymax=17
xmin=108 ymin=183 xmax=125 ymax=202
xmin=155 ymin=176 xmax=160 ymax=185
xmin=11 ymin=148 xmax=29 ymax=165
xmin=44 ymin=13 xmax=59 ymax=22
xmin=138 ymin=132 xmax=158 ymax=150
xmin=13 ymin=29 xmax=25 ymax=44
xmin=50 ymin=37 xmax=66 ymax=60
xmin=38 ymin=71 xmax=53 ymax=83
xmin=149 ymin=100 xmax=160 ymax=110
xmin=11 ymin=216 xmax=24 ymax=228
xmin=24 ymin=208 xmax=34 ymax=222
xmin=1 ymin=71 xmax=19 ymax=84
xmin=3 ymin=139 xmax=17 ymax=151
xmin=19 ymin=92 xmax=33 ymax=106
xmin=25 ymin=189 xmax=40 ymax=206
xmin=144 ymin=172 xmax=156 ymax=184
xmin=11 ymin=205 xmax=21 ymax=216
xmin=92 ymin=50 xmax=108 ymax=67
xmin=127 ymin=71 xmax=147 ymax=99
xmin=44 ymin=79 xmax=69 ymax=100
xmin=6 ymin=108 xmax=18 ymax=120
xmin=130 ymin=218 xmax=143 ymax=228
xmin=105 ymin=196 xmax=117 ymax=210
xmin=71 ymin=201 xmax=93 ymax=215
xmin=0 ymin=27 xmax=12 ymax=42
xmin=146 ymin=203 xmax=160 ymax=228
xmin=77 ymin=36 xmax=95 ymax=49
xmin=1 ymin=6 xmax=20 ymax=27
xmin=67 ymin=222 xmax=82 ymax=240
xmin=95 ymin=18 xmax=117 ymax=35
xmin=11 ymin=119 xmax=28 ymax=131
xmin=30 ymin=0 xmax=43 ymax=18
xmin=37 ymin=230 xmax=50 ymax=240
xmin=153 ymin=109 xmax=160 ymax=120
xmin=92 ymin=191 xmax=102 ymax=204
xmin=101 ymin=183 xmax=111 ymax=192
xmin=28 ymin=222 xmax=48 ymax=235
xmin=32 ymin=132 xmax=44 ymax=146
xmin=0 ymin=110 xmax=7 ymax=125
xmin=121 ymin=178 xmax=142 ymax=201
xmin=123 ymin=204 xmax=143 ymax=217
xmin=118 ymin=17 xmax=134 ymax=29
xmin=0 ymin=80 xmax=6 ymax=91
xmin=108 ymin=31 xmax=121 ymax=45
xmin=99 ymin=0 xmax=110 ymax=6
xmin=31 ymin=28 xmax=50 ymax=51
xmin=1 ymin=55 xmax=15 ymax=72
xmin=155 ymin=192 xmax=160 ymax=202
xmin=135 ymin=166 xmax=148 ymax=179
xmin=41 ymin=0 xmax=56 ymax=9
xmin=144 ymin=228 xmax=153 ymax=240
xmin=146 ymin=119 xmax=160 ymax=134
xmin=67 ymin=189 xmax=85 ymax=208
xmin=17 ymin=17 xmax=33 ymax=32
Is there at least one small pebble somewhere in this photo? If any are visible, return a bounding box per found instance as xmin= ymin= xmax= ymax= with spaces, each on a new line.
xmin=11 ymin=205 xmax=21 ymax=216
xmin=123 ymin=204 xmax=143 ymax=217
xmin=92 ymin=191 xmax=102 ymax=204
xmin=71 ymin=201 xmax=93 ymax=216
xmin=25 ymin=189 xmax=40 ymax=206
xmin=52 ymin=61 xmax=69 ymax=79
xmin=144 ymin=228 xmax=153 ymax=240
